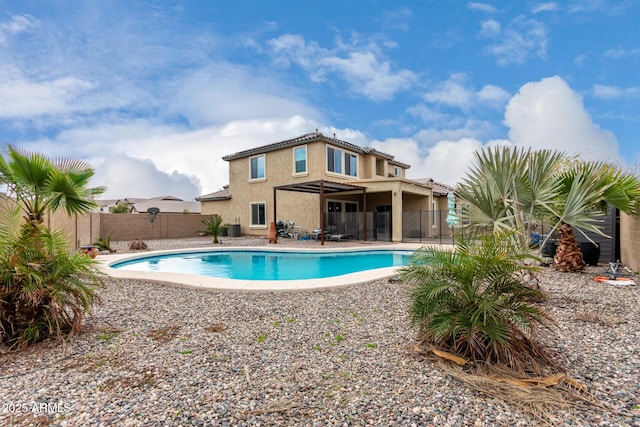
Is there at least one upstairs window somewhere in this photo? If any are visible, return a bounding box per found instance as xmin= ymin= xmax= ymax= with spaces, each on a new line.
xmin=250 ymin=155 xmax=265 ymax=180
xmin=394 ymin=166 xmax=402 ymax=176
xmin=327 ymin=146 xmax=342 ymax=174
xmin=293 ymin=146 xmax=307 ymax=174
xmin=327 ymin=145 xmax=357 ymax=177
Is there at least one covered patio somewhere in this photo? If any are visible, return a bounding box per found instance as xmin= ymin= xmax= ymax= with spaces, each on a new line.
xmin=273 ymin=180 xmax=367 ymax=245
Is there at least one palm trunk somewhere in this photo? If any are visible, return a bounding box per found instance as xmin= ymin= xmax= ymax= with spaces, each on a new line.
xmin=554 ymin=223 xmax=585 ymax=272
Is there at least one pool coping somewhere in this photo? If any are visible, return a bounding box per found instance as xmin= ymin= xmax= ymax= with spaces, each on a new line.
xmin=98 ymin=243 xmax=432 ymax=292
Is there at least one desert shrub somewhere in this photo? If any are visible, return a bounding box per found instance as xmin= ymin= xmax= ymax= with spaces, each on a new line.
xmin=93 ymin=232 xmax=115 ymax=252
xmin=0 ymin=207 xmax=103 ymax=349
xmin=109 ymin=202 xmax=130 ymax=213
xmin=400 ymin=232 xmax=555 ymax=374
xmin=0 ymin=146 xmax=105 ymax=350
xmin=129 ymin=239 xmax=148 ymax=250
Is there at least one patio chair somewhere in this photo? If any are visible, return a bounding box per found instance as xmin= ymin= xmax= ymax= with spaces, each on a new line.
xmin=310 ymin=226 xmax=337 ymax=240
xmin=328 ymin=234 xmax=351 ymax=242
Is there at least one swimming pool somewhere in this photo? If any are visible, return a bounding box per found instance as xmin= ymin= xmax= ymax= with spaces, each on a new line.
xmin=111 ymin=249 xmax=413 ymax=281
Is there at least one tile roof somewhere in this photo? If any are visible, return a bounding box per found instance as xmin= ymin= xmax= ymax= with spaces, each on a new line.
xmin=221 ymin=132 xmax=410 ymax=168
xmin=196 ymin=185 xmax=231 ymax=202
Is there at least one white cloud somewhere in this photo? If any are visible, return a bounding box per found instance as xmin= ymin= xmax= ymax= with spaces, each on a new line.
xmin=22 ymin=115 xmax=323 ymax=199
xmin=92 ymin=154 xmax=201 ymax=200
xmin=268 ymin=34 xmax=416 ymax=101
xmin=407 ymin=105 xmax=462 ymax=126
xmin=476 ymin=84 xmax=511 ymax=107
xmin=422 ymin=74 xmax=510 ymax=111
xmin=531 ymin=2 xmax=560 ymax=13
xmin=592 ymin=84 xmax=640 ymax=99
xmin=603 ymin=47 xmax=626 ymax=59
xmin=0 ymin=14 xmax=38 ymax=45
xmin=370 ymin=137 xmax=484 ymax=186
xmin=467 ymin=2 xmax=499 ymax=13
xmin=574 ymin=53 xmax=588 ymax=66
xmin=0 ymin=67 xmax=95 ymax=119
xmin=480 ymin=20 xmax=501 ymax=37
xmin=481 ymin=17 xmax=548 ymax=65
xmin=372 ymin=76 xmax=623 ymax=187
xmin=505 ymin=76 xmax=620 ymax=163
xmin=603 ymin=47 xmax=640 ymax=59
xmin=168 ymin=63 xmax=321 ymax=127
xmin=568 ymin=0 xmax=630 ymax=14
xmin=382 ymin=7 xmax=412 ymax=31
xmin=423 ymin=74 xmax=473 ymax=108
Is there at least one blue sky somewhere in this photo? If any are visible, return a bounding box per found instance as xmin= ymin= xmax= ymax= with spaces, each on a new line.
xmin=0 ymin=0 xmax=638 ymax=200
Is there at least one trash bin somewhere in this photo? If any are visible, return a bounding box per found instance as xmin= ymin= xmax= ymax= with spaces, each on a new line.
xmin=228 ymin=224 xmax=241 ymax=237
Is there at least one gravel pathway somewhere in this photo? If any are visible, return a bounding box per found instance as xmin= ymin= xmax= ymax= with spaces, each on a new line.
xmin=1 ymin=239 xmax=639 ymax=426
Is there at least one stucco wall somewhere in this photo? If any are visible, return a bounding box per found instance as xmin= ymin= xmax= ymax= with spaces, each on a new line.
xmin=201 ymin=139 xmax=428 ymax=240
xmin=620 ymin=212 xmax=640 ymax=272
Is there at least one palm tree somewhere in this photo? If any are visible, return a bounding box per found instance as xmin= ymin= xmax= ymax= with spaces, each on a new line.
xmin=201 ymin=215 xmax=227 ymax=243
xmin=549 ymin=161 xmax=640 ymax=271
xmin=0 ymin=146 xmax=105 ymax=349
xmin=457 ymin=146 xmax=563 ymax=251
xmin=0 ymin=204 xmax=103 ymax=349
xmin=400 ymin=232 xmax=555 ymax=373
xmin=458 ymin=146 xmax=640 ymax=272
xmin=0 ymin=144 xmax=105 ymax=227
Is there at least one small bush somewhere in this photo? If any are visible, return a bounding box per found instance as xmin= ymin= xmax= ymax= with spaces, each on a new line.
xmin=129 ymin=239 xmax=148 ymax=250
xmin=401 ymin=232 xmax=555 ymax=374
xmin=93 ymin=232 xmax=115 ymax=252
xmin=109 ymin=202 xmax=130 ymax=213
xmin=0 ymin=217 xmax=103 ymax=350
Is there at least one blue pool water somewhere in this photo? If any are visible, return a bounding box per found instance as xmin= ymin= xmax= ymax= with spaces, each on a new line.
xmin=111 ymin=250 xmax=413 ymax=281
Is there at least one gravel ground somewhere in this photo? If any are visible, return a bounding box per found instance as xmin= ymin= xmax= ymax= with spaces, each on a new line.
xmin=1 ymin=238 xmax=639 ymax=426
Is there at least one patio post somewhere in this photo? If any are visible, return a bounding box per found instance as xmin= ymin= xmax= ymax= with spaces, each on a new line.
xmin=320 ymin=181 xmax=325 ymax=246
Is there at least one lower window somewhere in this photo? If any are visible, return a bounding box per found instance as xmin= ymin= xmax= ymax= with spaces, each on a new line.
xmin=251 ymin=202 xmax=266 ymax=226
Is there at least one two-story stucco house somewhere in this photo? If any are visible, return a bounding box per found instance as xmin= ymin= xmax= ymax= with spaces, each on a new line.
xmin=197 ymin=132 xmax=449 ymax=242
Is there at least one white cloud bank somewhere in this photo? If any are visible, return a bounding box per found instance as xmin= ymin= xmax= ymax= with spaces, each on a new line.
xmin=505 ymin=76 xmax=620 ymax=163
xmin=80 ymin=75 xmax=622 ymax=197
xmin=16 ymin=73 xmax=620 ymax=199
xmin=371 ymin=75 xmax=621 ymax=186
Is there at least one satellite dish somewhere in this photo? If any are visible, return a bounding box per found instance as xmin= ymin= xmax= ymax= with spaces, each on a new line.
xmin=147 ymin=207 xmax=160 ymax=223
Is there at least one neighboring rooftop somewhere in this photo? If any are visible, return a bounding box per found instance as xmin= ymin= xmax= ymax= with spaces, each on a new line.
xmin=414 ymin=178 xmax=456 ymax=196
xmin=95 ymin=196 xmax=201 ymax=214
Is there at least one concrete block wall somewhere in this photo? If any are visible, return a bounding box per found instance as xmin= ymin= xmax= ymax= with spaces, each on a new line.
xmin=620 ymin=212 xmax=640 ymax=272
xmin=99 ymin=213 xmax=207 ymax=240
xmin=44 ymin=212 xmax=211 ymax=248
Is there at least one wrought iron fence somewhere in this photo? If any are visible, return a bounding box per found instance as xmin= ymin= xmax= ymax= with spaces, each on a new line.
xmin=402 ymin=210 xmax=456 ymax=244
xmin=322 ymin=211 xmax=393 ymax=241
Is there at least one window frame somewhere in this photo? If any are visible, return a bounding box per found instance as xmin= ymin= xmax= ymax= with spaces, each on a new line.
xmin=326 ymin=144 xmax=358 ymax=178
xmin=249 ymin=201 xmax=267 ymax=228
xmin=293 ymin=145 xmax=308 ymax=176
xmin=249 ymin=154 xmax=266 ymax=182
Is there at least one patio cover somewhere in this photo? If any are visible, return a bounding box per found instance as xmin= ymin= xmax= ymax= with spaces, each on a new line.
xmin=273 ymin=180 xmax=367 ymax=245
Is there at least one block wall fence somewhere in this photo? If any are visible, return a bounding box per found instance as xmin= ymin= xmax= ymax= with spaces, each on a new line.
xmin=44 ymin=212 xmax=211 ymax=247
xmin=620 ymin=212 xmax=640 ymax=272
